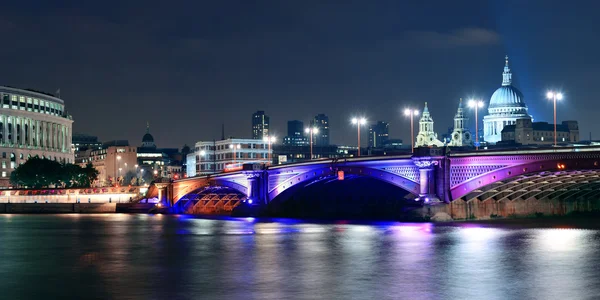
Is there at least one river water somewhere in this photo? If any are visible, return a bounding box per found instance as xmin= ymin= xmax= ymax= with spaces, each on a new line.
xmin=1 ymin=214 xmax=599 ymax=300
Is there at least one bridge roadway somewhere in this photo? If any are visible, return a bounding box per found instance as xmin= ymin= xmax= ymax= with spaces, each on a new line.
xmin=152 ymin=146 xmax=600 ymax=219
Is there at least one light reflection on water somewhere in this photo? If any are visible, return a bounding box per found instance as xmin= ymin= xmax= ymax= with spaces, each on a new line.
xmin=0 ymin=214 xmax=599 ymax=300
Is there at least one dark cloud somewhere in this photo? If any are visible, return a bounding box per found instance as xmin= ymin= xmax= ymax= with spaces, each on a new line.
xmin=0 ymin=0 xmax=598 ymax=148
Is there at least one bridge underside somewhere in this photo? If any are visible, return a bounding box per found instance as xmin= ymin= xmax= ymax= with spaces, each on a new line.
xmin=265 ymin=174 xmax=421 ymax=219
xmin=175 ymin=186 xmax=246 ymax=214
xmin=425 ymin=169 xmax=600 ymax=220
xmin=462 ymin=170 xmax=600 ymax=203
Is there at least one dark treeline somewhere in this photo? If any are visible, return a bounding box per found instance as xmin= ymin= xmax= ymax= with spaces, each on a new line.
xmin=10 ymin=156 xmax=99 ymax=188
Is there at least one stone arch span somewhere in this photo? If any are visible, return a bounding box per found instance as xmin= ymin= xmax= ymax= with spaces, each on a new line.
xmin=172 ymin=174 xmax=249 ymax=204
xmin=267 ymin=165 xmax=420 ymax=203
xmin=451 ymin=156 xmax=600 ymax=201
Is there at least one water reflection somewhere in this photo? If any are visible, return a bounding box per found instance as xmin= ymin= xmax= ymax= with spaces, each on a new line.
xmin=0 ymin=215 xmax=599 ymax=299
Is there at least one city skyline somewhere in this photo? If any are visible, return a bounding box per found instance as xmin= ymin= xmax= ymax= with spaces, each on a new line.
xmin=1 ymin=1 xmax=597 ymax=148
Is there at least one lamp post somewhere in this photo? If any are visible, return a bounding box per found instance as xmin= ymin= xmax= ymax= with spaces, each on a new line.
xmin=115 ymin=154 xmax=121 ymax=186
xmin=263 ymin=136 xmax=276 ymax=165
xmin=304 ymin=127 xmax=319 ymax=160
xmin=199 ymin=150 xmax=206 ymax=174
xmin=468 ymin=99 xmax=485 ymax=150
xmin=403 ymin=109 xmax=419 ymax=153
xmin=351 ymin=117 xmax=367 ymax=157
xmin=229 ymin=144 xmax=241 ymax=165
xmin=546 ymin=91 xmax=564 ymax=146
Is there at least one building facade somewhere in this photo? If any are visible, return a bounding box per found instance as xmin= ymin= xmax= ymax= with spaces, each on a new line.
xmin=368 ymin=121 xmax=389 ymax=148
xmin=189 ymin=138 xmax=271 ymax=175
xmin=273 ymin=144 xmax=357 ymax=164
xmin=448 ymin=99 xmax=473 ymax=147
xmin=483 ymin=56 xmax=532 ymax=144
xmin=78 ymin=141 xmax=138 ymax=187
xmin=252 ymin=111 xmax=270 ymax=140
xmin=501 ymin=119 xmax=579 ymax=145
xmin=283 ymin=120 xmax=308 ymax=146
xmin=312 ymin=114 xmax=330 ymax=146
xmin=415 ymin=102 xmax=443 ymax=147
xmin=0 ymin=86 xmax=74 ymax=187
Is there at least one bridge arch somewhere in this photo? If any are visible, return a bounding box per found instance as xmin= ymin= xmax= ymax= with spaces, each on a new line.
xmin=451 ymin=156 xmax=600 ymax=201
xmin=267 ymin=165 xmax=420 ymax=202
xmin=171 ymin=173 xmax=250 ymax=204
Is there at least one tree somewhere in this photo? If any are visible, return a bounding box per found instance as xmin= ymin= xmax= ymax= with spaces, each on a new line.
xmin=10 ymin=156 xmax=98 ymax=188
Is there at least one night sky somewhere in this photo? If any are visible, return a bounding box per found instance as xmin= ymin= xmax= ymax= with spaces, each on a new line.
xmin=1 ymin=1 xmax=599 ymax=148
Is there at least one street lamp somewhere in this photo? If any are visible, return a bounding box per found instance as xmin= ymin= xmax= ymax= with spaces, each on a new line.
xmin=351 ymin=117 xmax=367 ymax=157
xmin=546 ymin=91 xmax=564 ymax=146
xmin=403 ymin=108 xmax=419 ymax=153
xmin=304 ymin=127 xmax=319 ymax=160
xmin=263 ymin=136 xmax=276 ymax=165
xmin=229 ymin=144 xmax=241 ymax=164
xmin=468 ymin=99 xmax=485 ymax=150
xmin=115 ymin=155 xmax=121 ymax=185
xmin=199 ymin=150 xmax=206 ymax=174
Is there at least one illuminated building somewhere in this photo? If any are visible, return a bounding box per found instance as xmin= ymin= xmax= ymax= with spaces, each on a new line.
xmin=252 ymin=111 xmax=270 ymax=140
xmin=283 ymin=120 xmax=308 ymax=146
xmin=501 ymin=119 xmax=579 ymax=145
xmin=0 ymin=86 xmax=74 ymax=187
xmin=415 ymin=102 xmax=443 ymax=147
xmin=311 ymin=114 xmax=330 ymax=146
xmin=273 ymin=144 xmax=357 ymax=164
xmin=368 ymin=121 xmax=389 ymax=148
xmin=79 ymin=140 xmax=137 ymax=187
xmin=189 ymin=138 xmax=271 ymax=175
xmin=448 ymin=99 xmax=473 ymax=147
xmin=483 ymin=56 xmax=532 ymax=144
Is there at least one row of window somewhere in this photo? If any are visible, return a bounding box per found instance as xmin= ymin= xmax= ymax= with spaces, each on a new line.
xmin=0 ymin=121 xmax=67 ymax=149
xmin=1 ymin=93 xmax=65 ymax=117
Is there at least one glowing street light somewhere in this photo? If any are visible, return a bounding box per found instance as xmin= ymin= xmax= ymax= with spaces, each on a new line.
xmin=468 ymin=99 xmax=485 ymax=150
xmin=229 ymin=144 xmax=241 ymax=164
xmin=114 ymin=154 xmax=122 ymax=185
xmin=199 ymin=150 xmax=206 ymax=174
xmin=403 ymin=108 xmax=419 ymax=153
xmin=351 ymin=117 xmax=367 ymax=157
xmin=263 ymin=136 xmax=276 ymax=165
xmin=305 ymin=127 xmax=319 ymax=160
xmin=546 ymin=91 xmax=564 ymax=146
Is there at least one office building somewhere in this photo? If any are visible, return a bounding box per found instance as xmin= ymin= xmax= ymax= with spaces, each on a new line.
xmin=0 ymin=86 xmax=74 ymax=187
xmin=252 ymin=111 xmax=270 ymax=140
xmin=368 ymin=121 xmax=389 ymax=148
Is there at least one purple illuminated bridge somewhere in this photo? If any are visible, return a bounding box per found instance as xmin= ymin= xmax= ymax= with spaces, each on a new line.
xmin=151 ymin=146 xmax=600 ymax=219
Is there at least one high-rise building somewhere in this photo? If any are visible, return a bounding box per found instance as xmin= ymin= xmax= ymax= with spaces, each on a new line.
xmin=483 ymin=56 xmax=532 ymax=144
xmin=311 ymin=114 xmax=330 ymax=146
xmin=368 ymin=121 xmax=389 ymax=148
xmin=283 ymin=120 xmax=308 ymax=146
xmin=252 ymin=111 xmax=270 ymax=140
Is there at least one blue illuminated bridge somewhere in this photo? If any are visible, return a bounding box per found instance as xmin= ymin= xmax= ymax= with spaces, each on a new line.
xmin=149 ymin=147 xmax=600 ymax=220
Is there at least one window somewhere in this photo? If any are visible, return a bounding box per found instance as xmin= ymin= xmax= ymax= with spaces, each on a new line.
xmin=19 ymin=153 xmax=23 ymax=159
xmin=2 ymin=94 xmax=9 ymax=107
xmin=1 ymin=161 xmax=5 ymax=169
xmin=1 ymin=152 xmax=5 ymax=158
xmin=1 ymin=172 xmax=5 ymax=178
xmin=10 ymin=161 xmax=15 ymax=169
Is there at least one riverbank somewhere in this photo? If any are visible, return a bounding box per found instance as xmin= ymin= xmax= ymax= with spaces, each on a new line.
xmin=0 ymin=203 xmax=156 ymax=213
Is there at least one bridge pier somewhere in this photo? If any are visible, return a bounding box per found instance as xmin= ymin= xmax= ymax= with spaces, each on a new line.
xmin=154 ymin=180 xmax=172 ymax=208
xmin=413 ymin=155 xmax=444 ymax=204
xmin=246 ymin=171 xmax=268 ymax=206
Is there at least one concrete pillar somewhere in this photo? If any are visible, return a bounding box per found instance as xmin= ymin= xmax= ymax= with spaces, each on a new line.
xmin=412 ymin=157 xmax=441 ymax=203
xmin=246 ymin=171 xmax=268 ymax=205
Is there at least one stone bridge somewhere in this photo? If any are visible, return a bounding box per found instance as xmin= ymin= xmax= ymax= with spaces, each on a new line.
xmin=150 ymin=146 xmax=600 ymax=219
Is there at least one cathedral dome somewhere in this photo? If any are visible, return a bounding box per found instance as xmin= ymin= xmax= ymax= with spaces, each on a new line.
xmin=142 ymin=132 xmax=154 ymax=143
xmin=489 ymin=85 xmax=526 ymax=109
